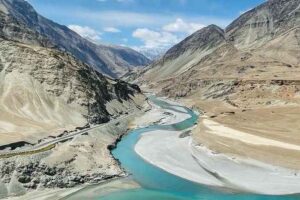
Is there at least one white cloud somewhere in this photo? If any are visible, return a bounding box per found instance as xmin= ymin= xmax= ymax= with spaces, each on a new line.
xmin=163 ymin=18 xmax=204 ymax=34
xmin=68 ymin=9 xmax=232 ymax=29
xmin=73 ymin=11 xmax=174 ymax=27
xmin=68 ymin=25 xmax=102 ymax=41
xmin=103 ymin=27 xmax=121 ymax=33
xmin=131 ymin=18 xmax=205 ymax=53
xmin=132 ymin=28 xmax=179 ymax=49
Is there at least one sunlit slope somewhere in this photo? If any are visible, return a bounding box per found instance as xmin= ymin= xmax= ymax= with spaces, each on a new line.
xmin=0 ymin=39 xmax=140 ymax=146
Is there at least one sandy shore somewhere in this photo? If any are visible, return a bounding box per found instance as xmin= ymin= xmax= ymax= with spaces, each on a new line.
xmin=62 ymin=178 xmax=140 ymax=200
xmin=135 ymin=130 xmax=224 ymax=187
xmin=5 ymin=178 xmax=139 ymax=200
xmin=134 ymin=100 xmax=300 ymax=195
xmin=203 ymin=119 xmax=300 ymax=151
xmin=131 ymin=98 xmax=190 ymax=128
xmin=5 ymin=187 xmax=84 ymax=200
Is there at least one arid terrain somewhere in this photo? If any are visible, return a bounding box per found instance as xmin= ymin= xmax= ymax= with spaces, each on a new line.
xmin=1 ymin=0 xmax=300 ymax=199
xmin=139 ymin=0 xmax=300 ymax=170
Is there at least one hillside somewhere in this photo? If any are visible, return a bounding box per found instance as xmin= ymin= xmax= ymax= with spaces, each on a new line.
xmin=0 ymin=38 xmax=143 ymax=146
xmin=0 ymin=1 xmax=147 ymax=197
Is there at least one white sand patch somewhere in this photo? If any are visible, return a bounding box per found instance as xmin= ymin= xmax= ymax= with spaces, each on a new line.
xmin=160 ymin=109 xmax=190 ymax=125
xmin=135 ymin=130 xmax=224 ymax=187
xmin=135 ymin=127 xmax=300 ymax=195
xmin=203 ymin=119 xmax=300 ymax=151
xmin=191 ymin=144 xmax=300 ymax=195
xmin=132 ymin=106 xmax=167 ymax=128
xmin=132 ymin=100 xmax=190 ymax=128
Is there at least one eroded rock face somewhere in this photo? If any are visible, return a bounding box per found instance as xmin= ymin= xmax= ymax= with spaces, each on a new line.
xmin=0 ymin=111 xmax=142 ymax=194
xmin=0 ymin=21 xmax=145 ymax=196
xmin=0 ymin=39 xmax=141 ymax=145
xmin=0 ymin=0 xmax=150 ymax=78
xmin=226 ymin=0 xmax=300 ymax=49
xmin=0 ymin=157 xmax=119 ymax=190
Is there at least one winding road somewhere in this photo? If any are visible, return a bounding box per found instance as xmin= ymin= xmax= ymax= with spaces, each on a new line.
xmin=0 ymin=113 xmax=137 ymax=158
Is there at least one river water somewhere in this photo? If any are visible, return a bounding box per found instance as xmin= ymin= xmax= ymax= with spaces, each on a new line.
xmin=99 ymin=96 xmax=299 ymax=200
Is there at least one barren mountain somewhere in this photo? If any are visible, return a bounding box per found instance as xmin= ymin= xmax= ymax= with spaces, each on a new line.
xmin=0 ymin=0 xmax=146 ymax=147
xmin=0 ymin=0 xmax=150 ymax=78
xmin=0 ymin=1 xmax=146 ymax=196
xmin=226 ymin=0 xmax=300 ymax=49
xmin=0 ymin=38 xmax=143 ymax=146
xmin=143 ymin=25 xmax=227 ymax=81
xmin=140 ymin=0 xmax=300 ymax=169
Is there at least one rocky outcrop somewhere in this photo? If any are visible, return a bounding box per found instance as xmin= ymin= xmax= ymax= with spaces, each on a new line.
xmin=0 ymin=0 xmax=150 ymax=78
xmin=0 ymin=103 xmax=146 ymax=198
xmin=0 ymin=156 xmax=121 ymax=191
xmin=226 ymin=0 xmax=300 ymax=49
xmin=0 ymin=38 xmax=142 ymax=146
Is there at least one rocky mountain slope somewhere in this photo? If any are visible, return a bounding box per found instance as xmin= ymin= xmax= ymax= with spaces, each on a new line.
xmin=142 ymin=0 xmax=300 ymax=100
xmin=0 ymin=0 xmax=150 ymax=78
xmin=143 ymin=25 xmax=227 ymax=81
xmin=0 ymin=0 xmax=147 ymax=197
xmin=0 ymin=38 xmax=143 ymax=146
xmin=226 ymin=0 xmax=300 ymax=49
xmin=0 ymin=32 xmax=146 ymax=198
xmin=140 ymin=0 xmax=300 ymax=169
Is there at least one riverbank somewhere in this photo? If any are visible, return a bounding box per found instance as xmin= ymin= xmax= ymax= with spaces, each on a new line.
xmin=0 ymin=94 xmax=147 ymax=200
xmin=6 ymin=177 xmax=139 ymax=200
xmin=181 ymin=97 xmax=300 ymax=170
xmin=134 ymin=98 xmax=300 ymax=195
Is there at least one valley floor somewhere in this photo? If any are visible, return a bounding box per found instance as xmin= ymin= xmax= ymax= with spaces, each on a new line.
xmin=3 ymin=94 xmax=300 ymax=198
xmin=134 ymin=96 xmax=300 ymax=195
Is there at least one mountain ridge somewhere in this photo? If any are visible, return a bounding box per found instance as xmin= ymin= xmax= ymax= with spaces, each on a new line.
xmin=0 ymin=0 xmax=151 ymax=78
xmin=136 ymin=0 xmax=300 ymax=172
xmin=141 ymin=0 xmax=300 ymax=83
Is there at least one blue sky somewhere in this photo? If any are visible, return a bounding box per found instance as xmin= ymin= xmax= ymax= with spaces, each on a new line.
xmin=27 ymin=0 xmax=264 ymax=53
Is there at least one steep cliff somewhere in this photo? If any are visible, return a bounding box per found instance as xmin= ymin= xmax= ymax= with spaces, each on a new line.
xmin=0 ymin=38 xmax=142 ymax=146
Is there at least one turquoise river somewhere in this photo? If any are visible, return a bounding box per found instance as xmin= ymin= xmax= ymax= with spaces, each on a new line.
xmin=99 ymin=96 xmax=300 ymax=200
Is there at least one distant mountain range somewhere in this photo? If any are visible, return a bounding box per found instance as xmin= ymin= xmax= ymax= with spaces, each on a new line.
xmin=135 ymin=47 xmax=166 ymax=61
xmin=0 ymin=0 xmax=151 ymax=78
